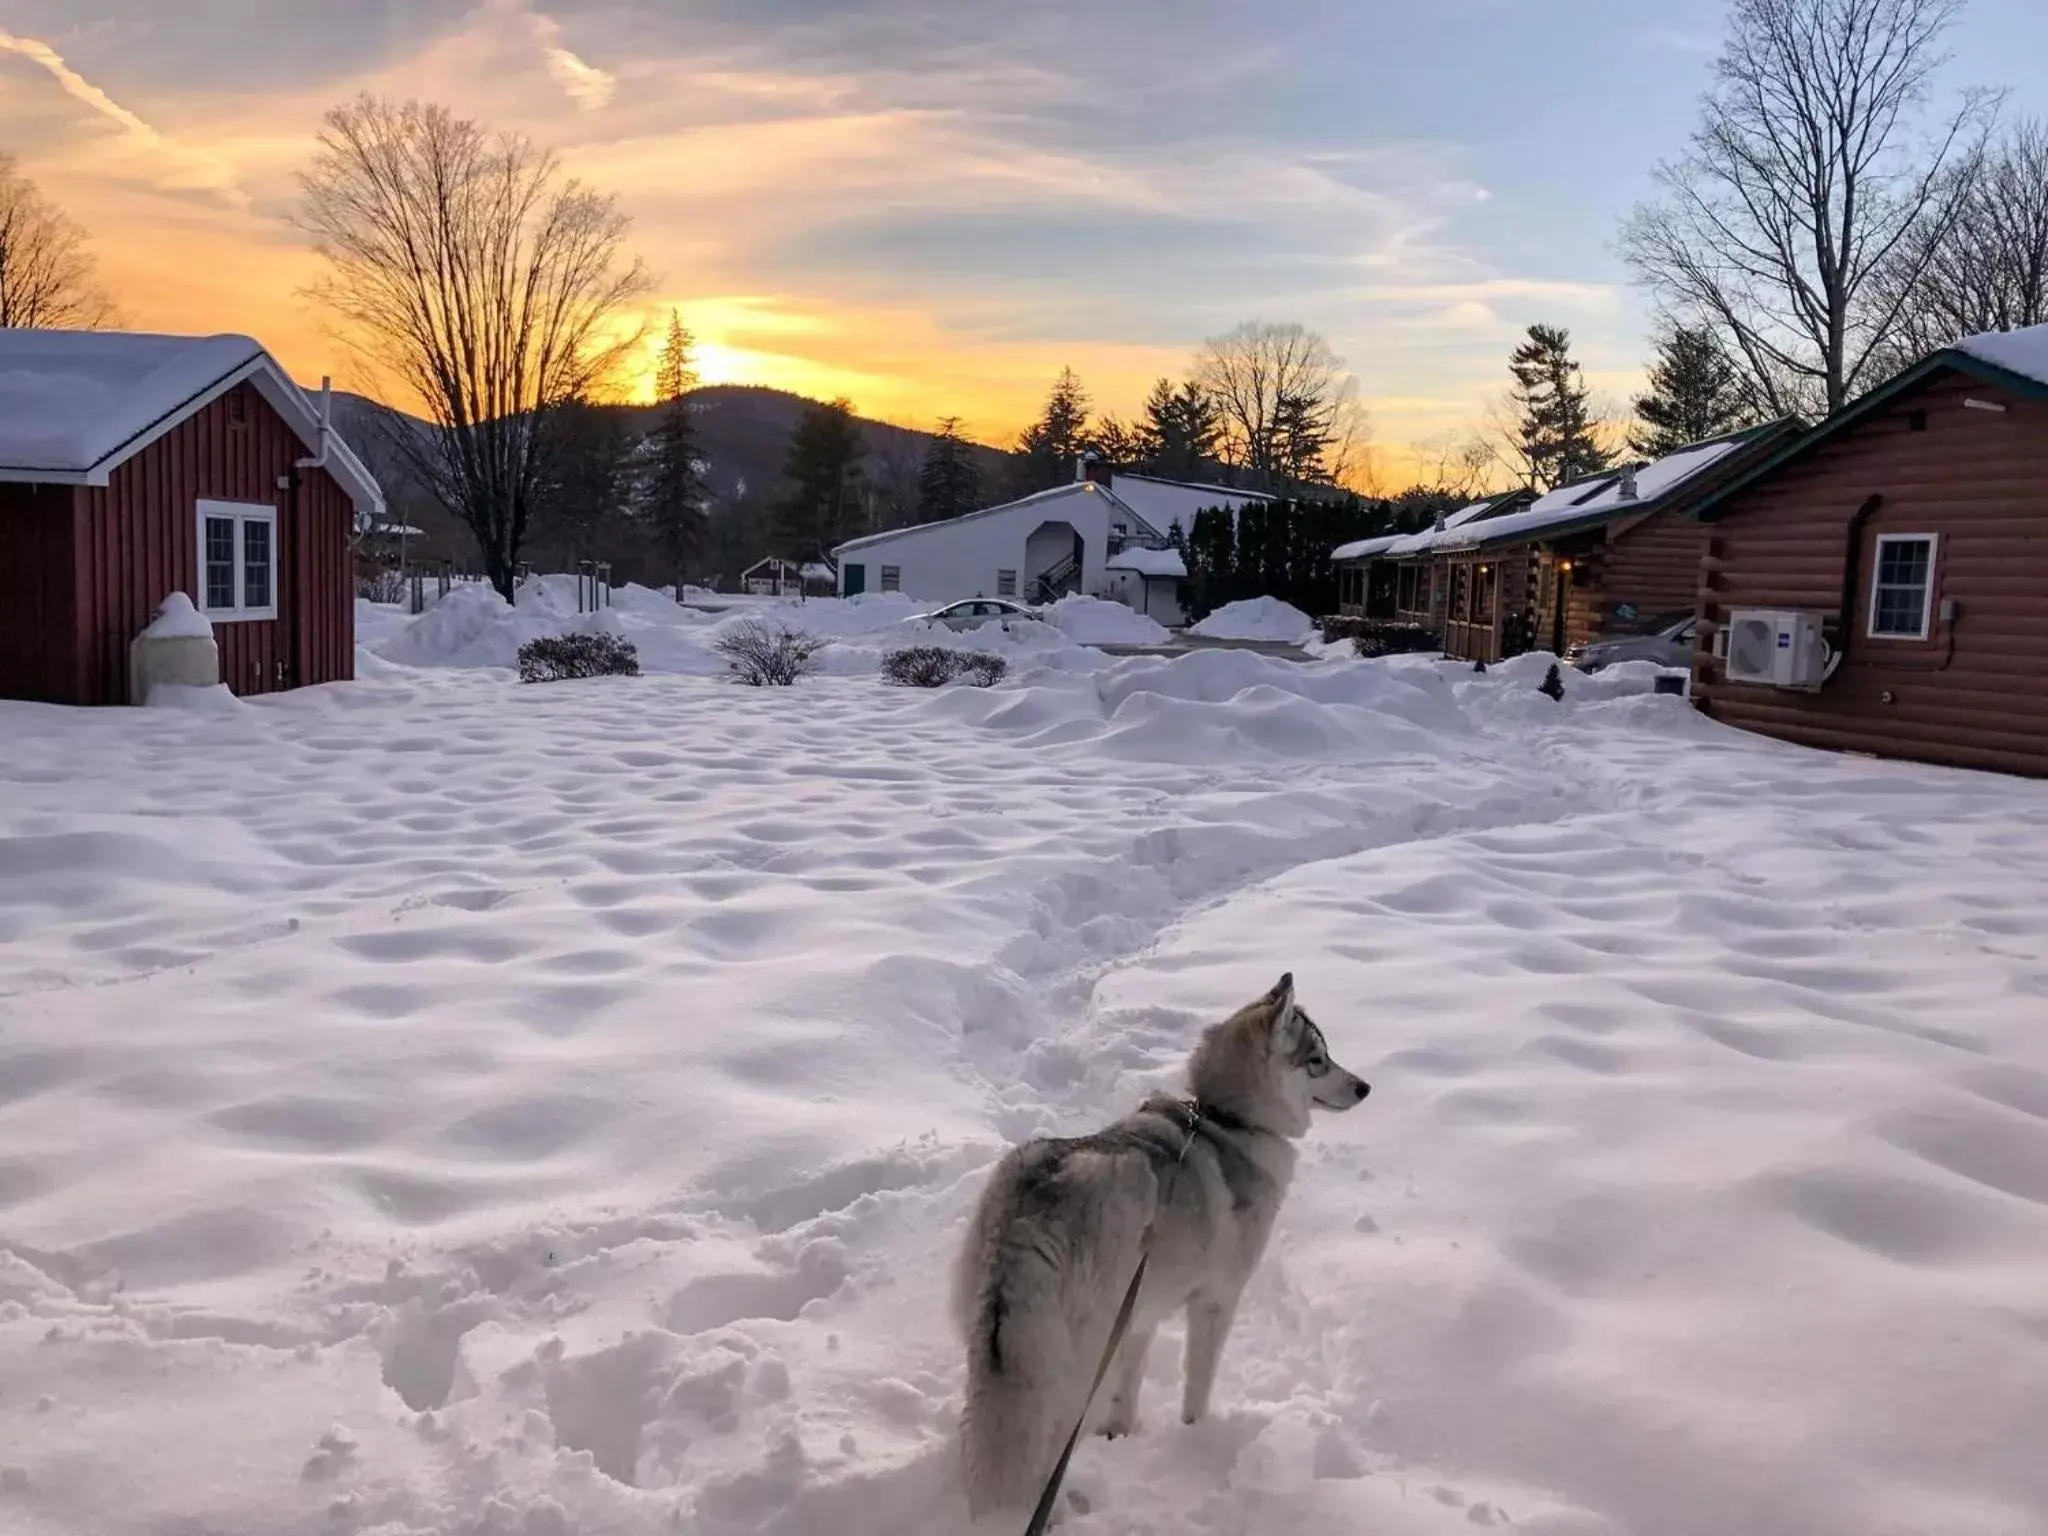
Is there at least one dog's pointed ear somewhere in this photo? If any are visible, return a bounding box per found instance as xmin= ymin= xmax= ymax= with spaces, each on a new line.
xmin=1265 ymin=972 xmax=1295 ymax=1009
xmin=1263 ymin=971 xmax=1302 ymax=1049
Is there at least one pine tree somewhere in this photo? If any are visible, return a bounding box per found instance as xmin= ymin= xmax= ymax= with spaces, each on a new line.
xmin=1084 ymin=414 xmax=1150 ymax=469
xmin=1142 ymin=377 xmax=1223 ymax=480
xmin=917 ymin=416 xmax=983 ymax=523
xmin=530 ymin=397 xmax=632 ymax=569
xmin=1272 ymin=390 xmax=1333 ymax=489
xmin=1509 ymin=324 xmax=1613 ymax=490
xmin=1013 ymin=367 xmax=1092 ymax=494
xmin=775 ymin=397 xmax=867 ymax=561
xmin=1630 ymin=327 xmax=1754 ymax=457
xmin=641 ymin=310 xmax=707 ymax=591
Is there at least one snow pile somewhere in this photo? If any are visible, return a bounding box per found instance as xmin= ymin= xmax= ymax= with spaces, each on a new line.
xmin=3 ymin=647 xmax=2045 ymax=1535
xmin=1041 ymin=593 xmax=1171 ymax=646
xmin=138 ymin=591 xmax=214 ymax=640
xmin=1191 ymin=595 xmax=1318 ymax=643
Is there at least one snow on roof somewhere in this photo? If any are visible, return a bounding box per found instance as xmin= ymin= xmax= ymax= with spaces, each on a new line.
xmin=1330 ymin=533 xmax=1403 ymax=562
xmin=0 ymin=331 xmax=262 ymax=473
xmin=799 ymin=562 xmax=836 ymax=581
xmin=1105 ymin=545 xmax=1188 ymax=579
xmin=1436 ymin=438 xmax=1743 ymax=550
xmin=1952 ymin=322 xmax=2048 ymax=386
xmin=0 ymin=329 xmax=384 ymax=513
xmin=833 ymin=481 xmax=1115 ymax=557
xmin=1105 ymin=473 xmax=1268 ymax=538
xmin=1382 ymin=495 xmax=1521 ymax=557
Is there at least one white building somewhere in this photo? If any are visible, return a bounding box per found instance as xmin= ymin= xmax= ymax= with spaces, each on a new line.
xmin=832 ymin=459 xmax=1268 ymax=627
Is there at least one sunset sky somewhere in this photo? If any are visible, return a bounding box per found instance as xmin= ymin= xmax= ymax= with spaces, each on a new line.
xmin=6 ymin=0 xmax=2046 ymax=482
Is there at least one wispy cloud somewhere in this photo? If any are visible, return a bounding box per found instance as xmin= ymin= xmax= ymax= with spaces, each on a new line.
xmin=531 ymin=11 xmax=616 ymax=111
xmin=0 ymin=27 xmax=246 ymax=201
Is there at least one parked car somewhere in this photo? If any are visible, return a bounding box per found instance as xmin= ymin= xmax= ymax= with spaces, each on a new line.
xmin=912 ymin=598 xmax=1047 ymax=632
xmin=1568 ymin=612 xmax=1696 ymax=673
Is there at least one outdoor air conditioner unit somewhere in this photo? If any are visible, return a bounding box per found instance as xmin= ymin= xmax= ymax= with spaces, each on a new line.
xmin=1720 ymin=608 xmax=1828 ymax=690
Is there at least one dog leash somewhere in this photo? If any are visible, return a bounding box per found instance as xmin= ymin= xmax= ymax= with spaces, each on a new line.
xmin=1021 ymin=1098 xmax=1204 ymax=1536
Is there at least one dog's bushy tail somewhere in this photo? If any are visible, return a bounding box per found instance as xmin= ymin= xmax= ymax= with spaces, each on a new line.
xmin=954 ymin=1143 xmax=1157 ymax=1521
xmin=956 ymin=1159 xmax=1070 ymax=1519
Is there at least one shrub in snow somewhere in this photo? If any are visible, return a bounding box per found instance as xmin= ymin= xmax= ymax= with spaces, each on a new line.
xmin=882 ymin=646 xmax=958 ymax=688
xmin=1343 ymin=621 xmax=1441 ymax=659
xmin=1539 ymin=662 xmax=1566 ymax=701
xmin=880 ymin=647 xmax=1009 ymax=688
xmin=715 ymin=619 xmax=826 ymax=686
xmin=956 ymin=652 xmax=1008 ymax=688
xmin=517 ymin=633 xmax=642 ymax=683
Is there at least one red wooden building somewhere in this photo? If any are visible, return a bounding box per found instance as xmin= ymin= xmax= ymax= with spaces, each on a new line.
xmin=0 ymin=331 xmax=383 ymax=705
xmin=1687 ymin=327 xmax=2048 ymax=778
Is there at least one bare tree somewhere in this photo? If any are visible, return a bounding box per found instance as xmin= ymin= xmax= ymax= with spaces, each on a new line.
xmin=1876 ymin=116 xmax=2048 ymax=366
xmin=1621 ymin=0 xmax=1995 ymax=417
xmin=297 ymin=96 xmax=650 ymax=600
xmin=1194 ymin=321 xmax=1360 ymax=493
xmin=0 ymin=157 xmax=120 ymax=328
xmin=1406 ymin=429 xmax=1502 ymax=501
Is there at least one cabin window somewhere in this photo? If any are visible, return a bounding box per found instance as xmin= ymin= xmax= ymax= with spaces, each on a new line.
xmin=196 ymin=499 xmax=278 ymax=621
xmin=1475 ymin=565 xmax=1497 ymax=624
xmin=1449 ymin=566 xmax=1471 ymax=622
xmin=1868 ymin=534 xmax=1936 ymax=640
xmin=880 ymin=565 xmax=901 ymax=593
xmin=996 ymin=569 xmax=1018 ymax=597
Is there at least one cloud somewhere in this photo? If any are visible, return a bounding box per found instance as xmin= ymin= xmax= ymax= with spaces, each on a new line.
xmin=531 ymin=11 xmax=617 ymax=111
xmin=0 ymin=28 xmax=246 ymax=201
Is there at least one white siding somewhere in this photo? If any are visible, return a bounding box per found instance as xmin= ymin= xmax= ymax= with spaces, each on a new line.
xmin=836 ymin=486 xmax=1123 ymax=602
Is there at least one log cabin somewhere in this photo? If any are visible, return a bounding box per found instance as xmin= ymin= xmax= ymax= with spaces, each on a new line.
xmin=1335 ymin=421 xmax=1799 ymax=664
xmin=1686 ymin=326 xmax=2048 ymax=778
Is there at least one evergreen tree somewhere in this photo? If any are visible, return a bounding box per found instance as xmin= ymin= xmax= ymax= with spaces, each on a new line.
xmin=1141 ymin=377 xmax=1223 ymax=480
xmin=1630 ymin=326 xmax=1755 ymax=457
xmin=917 ymin=416 xmax=983 ymax=523
xmin=529 ymin=397 xmax=632 ymax=569
xmin=1508 ymin=324 xmax=1612 ymax=490
xmin=775 ymin=398 xmax=867 ymax=561
xmin=1013 ymin=367 xmax=1092 ymax=494
xmin=1084 ymin=414 xmax=1150 ymax=469
xmin=1272 ymin=389 xmax=1333 ymax=489
xmin=641 ymin=310 xmax=707 ymax=590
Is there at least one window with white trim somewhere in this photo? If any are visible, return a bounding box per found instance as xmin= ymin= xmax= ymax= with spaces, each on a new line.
xmin=1868 ymin=533 xmax=1936 ymax=640
xmin=880 ymin=565 xmax=901 ymax=593
xmin=996 ymin=569 xmax=1017 ymax=597
xmin=197 ymin=500 xmax=278 ymax=621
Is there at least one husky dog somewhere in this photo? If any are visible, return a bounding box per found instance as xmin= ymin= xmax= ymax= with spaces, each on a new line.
xmin=952 ymin=972 xmax=1370 ymax=1519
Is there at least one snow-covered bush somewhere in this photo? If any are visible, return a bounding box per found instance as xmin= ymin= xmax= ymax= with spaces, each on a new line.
xmin=715 ymin=619 xmax=827 ymax=686
xmin=880 ymin=647 xmax=1009 ymax=688
xmin=517 ymin=632 xmax=641 ymax=683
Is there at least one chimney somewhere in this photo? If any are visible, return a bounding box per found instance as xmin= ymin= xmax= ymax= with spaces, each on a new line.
xmin=1617 ymin=465 xmax=1640 ymax=501
xmin=1075 ymin=451 xmax=1113 ymax=487
xmin=1432 ymin=511 xmax=1447 ymax=532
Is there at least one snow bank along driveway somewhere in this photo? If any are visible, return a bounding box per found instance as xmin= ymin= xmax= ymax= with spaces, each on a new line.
xmin=2 ymin=649 xmax=2045 ymax=1536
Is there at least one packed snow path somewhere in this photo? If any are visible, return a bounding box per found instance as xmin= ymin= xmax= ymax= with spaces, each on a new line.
xmin=1 ymin=652 xmax=2045 ymax=1535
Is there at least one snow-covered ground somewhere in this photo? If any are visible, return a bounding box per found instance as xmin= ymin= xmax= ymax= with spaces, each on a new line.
xmin=354 ymin=580 xmax=1175 ymax=680
xmin=3 ymin=639 xmax=2046 ymax=1536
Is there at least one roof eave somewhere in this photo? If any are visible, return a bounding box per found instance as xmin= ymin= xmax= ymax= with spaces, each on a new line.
xmin=1686 ymin=359 xmax=2043 ymax=522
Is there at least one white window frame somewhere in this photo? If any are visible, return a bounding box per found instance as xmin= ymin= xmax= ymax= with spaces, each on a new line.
xmin=880 ymin=565 xmax=901 ymax=593
xmin=1866 ymin=532 xmax=1937 ymax=641
xmin=196 ymin=499 xmax=279 ymax=622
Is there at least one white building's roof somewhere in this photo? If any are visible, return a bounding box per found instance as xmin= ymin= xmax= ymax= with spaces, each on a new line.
xmin=1953 ymin=322 xmax=2048 ymax=386
xmin=1104 ymin=473 xmax=1269 ymax=539
xmin=834 ymin=481 xmax=1111 ymax=557
xmin=0 ymin=329 xmax=383 ymax=512
xmin=1105 ymin=545 xmax=1188 ymax=579
xmin=832 ymin=472 xmax=1263 ymax=561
